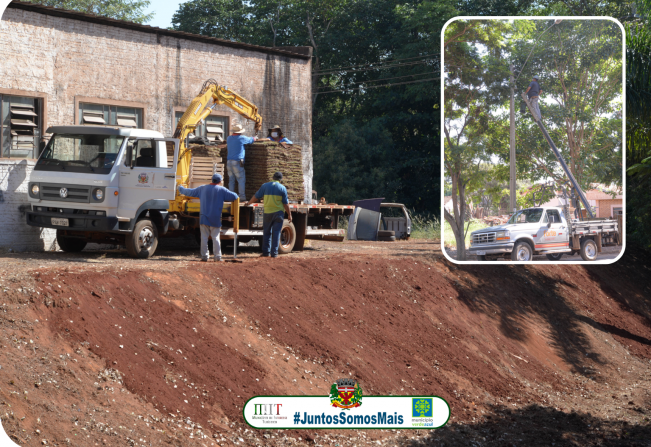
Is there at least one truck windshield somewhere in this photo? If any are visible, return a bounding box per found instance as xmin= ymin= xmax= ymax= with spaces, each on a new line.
xmin=507 ymin=208 xmax=544 ymax=224
xmin=35 ymin=134 xmax=124 ymax=174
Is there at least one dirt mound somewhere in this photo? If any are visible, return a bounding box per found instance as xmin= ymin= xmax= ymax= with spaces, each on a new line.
xmin=1 ymin=244 xmax=650 ymax=445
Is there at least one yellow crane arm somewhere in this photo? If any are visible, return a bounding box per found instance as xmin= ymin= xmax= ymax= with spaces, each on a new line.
xmin=173 ymin=80 xmax=262 ymax=186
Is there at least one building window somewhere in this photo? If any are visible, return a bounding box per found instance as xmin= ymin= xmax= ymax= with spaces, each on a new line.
xmin=79 ymin=102 xmax=143 ymax=128
xmin=174 ymin=112 xmax=227 ymax=142
xmin=1 ymin=95 xmax=43 ymax=159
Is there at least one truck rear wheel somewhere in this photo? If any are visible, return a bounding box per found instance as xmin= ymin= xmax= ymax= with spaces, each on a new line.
xmin=278 ymin=220 xmax=296 ymax=254
xmin=57 ymin=230 xmax=87 ymax=253
xmin=511 ymin=241 xmax=533 ymax=262
xmin=580 ymin=239 xmax=598 ymax=261
xmin=126 ymin=219 xmax=158 ymax=258
xmin=546 ymin=253 xmax=564 ymax=261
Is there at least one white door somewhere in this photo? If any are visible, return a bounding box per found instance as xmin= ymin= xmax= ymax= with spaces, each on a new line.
xmin=537 ymin=209 xmax=567 ymax=250
xmin=118 ymin=138 xmax=179 ymax=219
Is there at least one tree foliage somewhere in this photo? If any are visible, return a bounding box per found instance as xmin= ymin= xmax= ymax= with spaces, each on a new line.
xmin=443 ymin=20 xmax=511 ymax=259
xmin=509 ymin=20 xmax=623 ymax=191
xmin=24 ymin=0 xmax=153 ymax=23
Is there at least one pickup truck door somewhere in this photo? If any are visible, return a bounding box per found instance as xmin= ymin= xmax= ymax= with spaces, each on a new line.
xmin=117 ymin=138 xmax=179 ymax=219
xmin=536 ymin=209 xmax=567 ymax=251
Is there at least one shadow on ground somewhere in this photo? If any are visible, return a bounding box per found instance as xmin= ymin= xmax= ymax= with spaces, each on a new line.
xmin=439 ymin=247 xmax=651 ymax=376
xmin=411 ymin=404 xmax=651 ymax=447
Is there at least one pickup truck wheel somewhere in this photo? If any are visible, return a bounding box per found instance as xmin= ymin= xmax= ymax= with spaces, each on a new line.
xmin=580 ymin=239 xmax=598 ymax=261
xmin=546 ymin=253 xmax=564 ymax=261
xmin=126 ymin=219 xmax=158 ymax=258
xmin=278 ymin=220 xmax=296 ymax=254
xmin=56 ymin=230 xmax=87 ymax=252
xmin=511 ymin=241 xmax=533 ymax=262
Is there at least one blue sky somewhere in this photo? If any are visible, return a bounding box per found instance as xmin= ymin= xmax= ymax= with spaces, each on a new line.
xmin=144 ymin=0 xmax=189 ymax=29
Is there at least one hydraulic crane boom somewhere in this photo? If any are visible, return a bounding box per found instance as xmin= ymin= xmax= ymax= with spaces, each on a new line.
xmin=169 ymin=80 xmax=262 ymax=235
xmin=521 ymin=92 xmax=594 ymax=219
xmin=173 ymin=79 xmax=262 ymax=186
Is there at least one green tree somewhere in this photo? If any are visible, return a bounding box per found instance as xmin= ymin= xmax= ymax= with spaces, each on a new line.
xmin=509 ymin=20 xmax=623 ymax=191
xmin=24 ymin=0 xmax=153 ymax=23
xmin=444 ymin=19 xmax=511 ymax=259
xmin=171 ymin=0 xmax=252 ymax=42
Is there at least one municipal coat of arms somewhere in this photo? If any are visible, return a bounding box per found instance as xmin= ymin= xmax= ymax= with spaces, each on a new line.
xmin=330 ymin=378 xmax=362 ymax=410
xmin=138 ymin=173 xmax=149 ymax=184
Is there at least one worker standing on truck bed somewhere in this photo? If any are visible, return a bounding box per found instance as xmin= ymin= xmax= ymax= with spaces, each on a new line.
xmin=525 ymin=75 xmax=543 ymax=120
xmin=178 ymin=173 xmax=239 ymax=262
xmin=246 ymin=172 xmax=292 ymax=258
xmin=226 ymin=124 xmax=257 ymax=201
xmin=267 ymin=125 xmax=293 ymax=144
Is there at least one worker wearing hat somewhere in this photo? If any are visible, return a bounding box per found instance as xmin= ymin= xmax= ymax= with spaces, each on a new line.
xmin=226 ymin=123 xmax=257 ymax=201
xmin=525 ymin=75 xmax=543 ymax=120
xmin=267 ymin=125 xmax=293 ymax=144
xmin=245 ymin=172 xmax=292 ymax=258
xmin=178 ymin=173 xmax=239 ymax=262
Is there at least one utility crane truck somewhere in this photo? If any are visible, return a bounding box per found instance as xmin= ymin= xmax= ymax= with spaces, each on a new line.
xmin=467 ymin=93 xmax=621 ymax=262
xmin=26 ymin=80 xmax=353 ymax=257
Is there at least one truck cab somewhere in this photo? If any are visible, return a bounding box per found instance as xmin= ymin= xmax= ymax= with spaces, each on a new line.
xmin=26 ymin=125 xmax=179 ymax=257
xmin=469 ymin=206 xmax=571 ymax=261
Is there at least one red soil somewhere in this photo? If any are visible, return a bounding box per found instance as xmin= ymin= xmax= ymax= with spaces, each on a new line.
xmin=0 ymin=241 xmax=650 ymax=446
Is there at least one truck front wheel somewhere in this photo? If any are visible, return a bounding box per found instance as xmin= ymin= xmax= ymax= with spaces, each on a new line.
xmin=126 ymin=219 xmax=158 ymax=258
xmin=580 ymin=239 xmax=598 ymax=261
xmin=511 ymin=241 xmax=533 ymax=262
xmin=278 ymin=220 xmax=296 ymax=254
xmin=57 ymin=230 xmax=87 ymax=253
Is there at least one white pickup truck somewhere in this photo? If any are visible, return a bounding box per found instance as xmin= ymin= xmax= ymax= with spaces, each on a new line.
xmin=468 ymin=206 xmax=619 ymax=261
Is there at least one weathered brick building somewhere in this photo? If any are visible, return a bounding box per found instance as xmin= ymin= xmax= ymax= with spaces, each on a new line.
xmin=0 ymin=1 xmax=313 ymax=251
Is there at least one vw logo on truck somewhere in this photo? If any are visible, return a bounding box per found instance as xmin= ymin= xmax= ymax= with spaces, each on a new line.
xmin=59 ymin=188 xmax=68 ymax=198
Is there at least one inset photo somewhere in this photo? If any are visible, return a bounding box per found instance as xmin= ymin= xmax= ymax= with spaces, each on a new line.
xmin=441 ymin=17 xmax=624 ymax=263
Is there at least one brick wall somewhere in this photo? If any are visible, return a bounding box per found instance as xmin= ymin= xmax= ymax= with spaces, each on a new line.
xmin=0 ymin=160 xmax=56 ymax=251
xmin=597 ymin=199 xmax=623 ymax=218
xmin=0 ymin=7 xmax=312 ymax=251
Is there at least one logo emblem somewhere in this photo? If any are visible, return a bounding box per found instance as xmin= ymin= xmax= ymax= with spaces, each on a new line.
xmin=412 ymin=398 xmax=433 ymax=417
xmin=138 ymin=173 xmax=149 ymax=184
xmin=59 ymin=188 xmax=68 ymax=198
xmin=330 ymin=379 xmax=362 ymax=410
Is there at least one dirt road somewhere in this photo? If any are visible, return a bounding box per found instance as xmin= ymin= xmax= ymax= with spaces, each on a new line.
xmin=0 ymin=238 xmax=649 ymax=446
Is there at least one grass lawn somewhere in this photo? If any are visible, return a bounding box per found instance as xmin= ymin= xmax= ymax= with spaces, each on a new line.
xmin=443 ymin=219 xmax=488 ymax=248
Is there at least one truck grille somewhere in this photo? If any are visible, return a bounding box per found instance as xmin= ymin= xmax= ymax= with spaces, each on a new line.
xmin=40 ymin=183 xmax=91 ymax=203
xmin=472 ymin=232 xmax=496 ymax=244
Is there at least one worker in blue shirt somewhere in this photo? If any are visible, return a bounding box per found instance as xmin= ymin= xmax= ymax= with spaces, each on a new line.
xmin=226 ymin=123 xmax=257 ymax=201
xmin=267 ymin=125 xmax=293 ymax=144
xmin=245 ymin=172 xmax=292 ymax=258
xmin=178 ymin=173 xmax=239 ymax=262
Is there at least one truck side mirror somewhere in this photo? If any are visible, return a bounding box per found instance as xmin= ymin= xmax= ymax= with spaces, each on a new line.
xmin=547 ymin=221 xmax=552 ymax=228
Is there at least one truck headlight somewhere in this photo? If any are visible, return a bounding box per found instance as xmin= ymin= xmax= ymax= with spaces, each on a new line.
xmin=496 ymin=231 xmax=510 ymax=241
xmin=31 ymin=184 xmax=39 ymax=195
xmin=94 ymin=188 xmax=103 ymax=201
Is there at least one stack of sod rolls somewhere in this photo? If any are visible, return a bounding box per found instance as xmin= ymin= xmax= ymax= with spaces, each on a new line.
xmin=217 ymin=141 xmax=304 ymax=202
